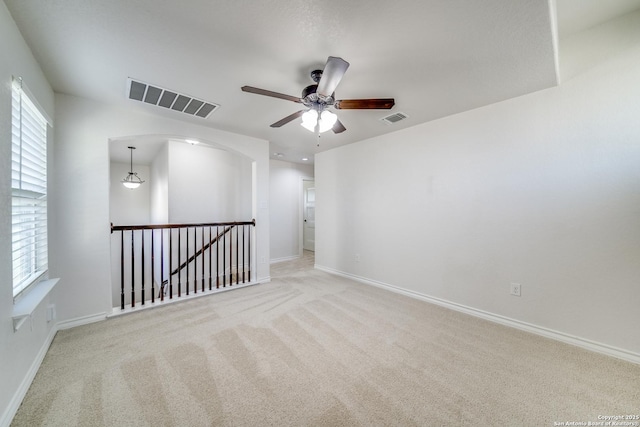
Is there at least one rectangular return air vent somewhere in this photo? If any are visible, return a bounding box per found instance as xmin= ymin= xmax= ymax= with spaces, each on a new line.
xmin=380 ymin=112 xmax=408 ymax=125
xmin=127 ymin=78 xmax=219 ymax=119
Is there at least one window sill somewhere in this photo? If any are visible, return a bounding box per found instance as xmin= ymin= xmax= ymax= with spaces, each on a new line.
xmin=12 ymin=278 xmax=59 ymax=332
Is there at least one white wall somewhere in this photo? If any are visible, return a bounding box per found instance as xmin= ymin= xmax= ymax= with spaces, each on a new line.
xmin=168 ymin=141 xmax=252 ymax=223
xmin=0 ymin=3 xmax=57 ymax=426
xmin=50 ymin=93 xmax=271 ymax=327
xmin=269 ymin=159 xmax=314 ymax=262
xmin=316 ymin=12 xmax=640 ymax=359
xmin=150 ymin=143 xmax=169 ymax=224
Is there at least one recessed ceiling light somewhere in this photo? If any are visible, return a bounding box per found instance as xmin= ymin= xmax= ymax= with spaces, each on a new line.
xmin=302 ymin=157 xmax=308 ymax=161
xmin=186 ymin=139 xmax=199 ymax=145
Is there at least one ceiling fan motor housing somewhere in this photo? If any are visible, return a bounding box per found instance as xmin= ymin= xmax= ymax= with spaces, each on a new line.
xmin=302 ymin=84 xmax=317 ymax=99
xmin=310 ymin=69 xmax=323 ymax=83
xmin=302 ymin=83 xmax=335 ymax=110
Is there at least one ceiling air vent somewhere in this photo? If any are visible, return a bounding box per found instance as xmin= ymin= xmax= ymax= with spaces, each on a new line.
xmin=127 ymin=78 xmax=219 ymax=119
xmin=380 ymin=112 xmax=408 ymax=125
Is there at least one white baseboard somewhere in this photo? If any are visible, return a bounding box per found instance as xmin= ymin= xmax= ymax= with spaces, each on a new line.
xmin=315 ymin=264 xmax=640 ymax=365
xmin=0 ymin=325 xmax=57 ymax=427
xmin=109 ymin=281 xmax=264 ymax=317
xmin=270 ymin=255 xmax=300 ymax=264
xmin=57 ymin=312 xmax=107 ymax=330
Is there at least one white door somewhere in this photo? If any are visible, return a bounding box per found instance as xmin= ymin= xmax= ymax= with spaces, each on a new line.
xmin=303 ymin=180 xmax=315 ymax=251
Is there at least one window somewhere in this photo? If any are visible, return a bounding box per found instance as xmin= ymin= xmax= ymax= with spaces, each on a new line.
xmin=11 ymin=77 xmax=49 ymax=297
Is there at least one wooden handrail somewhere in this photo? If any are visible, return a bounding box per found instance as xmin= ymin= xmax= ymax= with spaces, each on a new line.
xmin=111 ymin=219 xmax=255 ymax=233
xmin=170 ymin=225 xmax=233 ymax=276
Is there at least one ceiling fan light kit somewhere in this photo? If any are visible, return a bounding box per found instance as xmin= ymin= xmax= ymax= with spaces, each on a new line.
xmin=300 ymin=109 xmax=318 ymax=132
xmin=241 ymin=56 xmax=395 ymax=135
xmin=300 ymin=109 xmax=338 ymax=133
xmin=319 ymin=110 xmax=338 ymax=132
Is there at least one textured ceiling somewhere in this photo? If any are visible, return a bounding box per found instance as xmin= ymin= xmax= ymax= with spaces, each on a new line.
xmin=5 ymin=0 xmax=640 ymax=164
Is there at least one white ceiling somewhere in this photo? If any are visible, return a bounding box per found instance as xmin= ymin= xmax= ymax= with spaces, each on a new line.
xmin=5 ymin=0 xmax=640 ymax=165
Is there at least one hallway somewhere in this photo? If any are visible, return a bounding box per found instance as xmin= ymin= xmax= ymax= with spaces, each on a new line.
xmin=270 ymin=250 xmax=315 ymax=278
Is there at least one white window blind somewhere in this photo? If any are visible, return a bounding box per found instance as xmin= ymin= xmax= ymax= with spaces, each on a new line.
xmin=11 ymin=78 xmax=49 ymax=297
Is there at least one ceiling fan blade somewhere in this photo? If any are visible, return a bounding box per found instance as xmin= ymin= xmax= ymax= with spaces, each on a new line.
xmin=241 ymin=86 xmax=302 ymax=103
xmin=334 ymin=98 xmax=395 ymax=109
xmin=332 ymin=118 xmax=346 ymax=134
xmin=316 ymin=56 xmax=350 ymax=97
xmin=270 ymin=110 xmax=305 ymax=128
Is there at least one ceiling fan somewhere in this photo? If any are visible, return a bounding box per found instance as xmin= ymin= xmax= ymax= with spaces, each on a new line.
xmin=241 ymin=56 xmax=395 ymax=134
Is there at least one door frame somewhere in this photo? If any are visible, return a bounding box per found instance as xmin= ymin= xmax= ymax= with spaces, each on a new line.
xmin=299 ymin=177 xmax=315 ymax=256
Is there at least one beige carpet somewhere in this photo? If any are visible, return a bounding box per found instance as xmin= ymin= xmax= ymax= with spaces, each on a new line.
xmin=12 ymin=252 xmax=640 ymax=426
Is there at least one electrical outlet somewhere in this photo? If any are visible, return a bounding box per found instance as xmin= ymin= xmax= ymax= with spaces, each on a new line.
xmin=510 ymin=283 xmax=521 ymax=297
xmin=355 ymin=254 xmax=361 ymax=263
xmin=46 ymin=304 xmax=56 ymax=322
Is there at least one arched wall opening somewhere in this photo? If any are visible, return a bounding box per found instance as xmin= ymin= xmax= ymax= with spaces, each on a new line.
xmin=108 ymin=134 xmax=256 ymax=308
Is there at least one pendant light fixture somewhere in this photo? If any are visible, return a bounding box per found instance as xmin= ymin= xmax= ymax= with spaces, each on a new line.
xmin=121 ymin=146 xmax=145 ymax=189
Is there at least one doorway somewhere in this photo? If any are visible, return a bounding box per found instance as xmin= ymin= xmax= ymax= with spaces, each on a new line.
xmin=303 ymin=179 xmax=315 ymax=252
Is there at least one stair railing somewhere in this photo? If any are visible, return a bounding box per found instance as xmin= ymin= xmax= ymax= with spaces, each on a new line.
xmin=111 ymin=220 xmax=255 ymax=310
